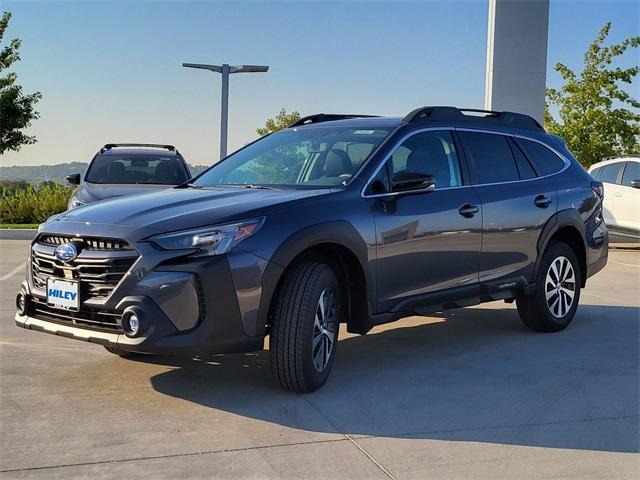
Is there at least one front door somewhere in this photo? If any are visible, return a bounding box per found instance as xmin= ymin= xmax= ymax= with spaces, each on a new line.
xmin=365 ymin=129 xmax=482 ymax=312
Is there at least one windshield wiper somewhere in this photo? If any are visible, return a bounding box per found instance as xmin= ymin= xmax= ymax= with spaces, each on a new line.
xmin=242 ymin=184 xmax=279 ymax=190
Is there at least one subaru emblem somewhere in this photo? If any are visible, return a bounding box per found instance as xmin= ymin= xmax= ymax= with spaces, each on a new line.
xmin=54 ymin=243 xmax=78 ymax=263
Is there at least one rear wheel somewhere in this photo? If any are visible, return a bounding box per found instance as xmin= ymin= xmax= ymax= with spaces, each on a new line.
xmin=270 ymin=262 xmax=342 ymax=393
xmin=517 ymin=241 xmax=581 ymax=332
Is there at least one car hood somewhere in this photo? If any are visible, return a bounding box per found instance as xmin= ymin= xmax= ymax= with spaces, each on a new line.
xmin=50 ymin=186 xmax=331 ymax=234
xmin=79 ymin=182 xmax=173 ymax=202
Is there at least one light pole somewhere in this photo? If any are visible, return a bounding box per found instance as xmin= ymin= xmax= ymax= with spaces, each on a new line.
xmin=182 ymin=63 xmax=269 ymax=160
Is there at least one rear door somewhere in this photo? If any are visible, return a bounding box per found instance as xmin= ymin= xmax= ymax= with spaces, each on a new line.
xmin=457 ymin=130 xmax=557 ymax=283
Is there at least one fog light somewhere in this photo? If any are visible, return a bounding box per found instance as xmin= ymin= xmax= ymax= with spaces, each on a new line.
xmin=128 ymin=314 xmax=140 ymax=334
xmin=122 ymin=308 xmax=144 ymax=337
xmin=16 ymin=292 xmax=28 ymax=316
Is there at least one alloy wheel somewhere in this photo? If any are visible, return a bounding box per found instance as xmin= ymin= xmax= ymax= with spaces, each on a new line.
xmin=312 ymin=287 xmax=337 ymax=372
xmin=545 ymin=256 xmax=576 ymax=318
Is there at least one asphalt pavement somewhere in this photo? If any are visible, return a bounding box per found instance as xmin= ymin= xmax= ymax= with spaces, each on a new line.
xmin=0 ymin=239 xmax=638 ymax=479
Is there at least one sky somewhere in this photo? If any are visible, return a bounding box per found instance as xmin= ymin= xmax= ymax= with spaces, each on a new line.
xmin=1 ymin=0 xmax=638 ymax=167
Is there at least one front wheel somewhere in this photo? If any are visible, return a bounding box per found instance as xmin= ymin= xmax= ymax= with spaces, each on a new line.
xmin=517 ymin=241 xmax=581 ymax=332
xmin=270 ymin=262 xmax=342 ymax=393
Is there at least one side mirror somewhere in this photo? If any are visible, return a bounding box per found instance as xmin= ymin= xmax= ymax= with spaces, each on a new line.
xmin=630 ymin=179 xmax=640 ymax=189
xmin=391 ymin=171 xmax=435 ymax=194
xmin=66 ymin=173 xmax=81 ymax=185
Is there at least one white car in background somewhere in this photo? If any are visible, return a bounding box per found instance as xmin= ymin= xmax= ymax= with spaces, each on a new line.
xmin=589 ymin=156 xmax=640 ymax=243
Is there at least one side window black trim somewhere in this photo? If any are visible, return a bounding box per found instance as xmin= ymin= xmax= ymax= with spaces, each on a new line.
xmin=507 ymin=137 xmax=539 ymax=178
xmin=451 ymin=130 xmax=472 ymax=186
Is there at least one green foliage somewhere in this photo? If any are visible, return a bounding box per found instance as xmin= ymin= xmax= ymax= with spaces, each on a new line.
xmin=545 ymin=22 xmax=640 ymax=167
xmin=256 ymin=108 xmax=301 ymax=136
xmin=0 ymin=182 xmax=73 ymax=224
xmin=251 ymin=108 xmax=305 ymax=183
xmin=0 ymin=12 xmax=42 ymax=154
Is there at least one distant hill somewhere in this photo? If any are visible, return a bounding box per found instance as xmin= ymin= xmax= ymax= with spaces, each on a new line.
xmin=0 ymin=162 xmax=211 ymax=185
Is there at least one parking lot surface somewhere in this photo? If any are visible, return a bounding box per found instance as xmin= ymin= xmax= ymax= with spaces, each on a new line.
xmin=0 ymin=238 xmax=638 ymax=479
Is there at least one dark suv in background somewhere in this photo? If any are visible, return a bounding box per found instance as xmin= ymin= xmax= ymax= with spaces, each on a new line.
xmin=16 ymin=107 xmax=608 ymax=392
xmin=66 ymin=143 xmax=191 ymax=209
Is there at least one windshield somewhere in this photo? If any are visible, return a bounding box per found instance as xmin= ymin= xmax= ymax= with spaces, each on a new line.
xmin=85 ymin=154 xmax=190 ymax=185
xmin=194 ymin=127 xmax=391 ymax=188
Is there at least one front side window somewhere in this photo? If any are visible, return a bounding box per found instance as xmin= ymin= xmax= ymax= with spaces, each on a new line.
xmin=518 ymin=139 xmax=565 ymax=176
xmin=459 ymin=132 xmax=519 ymax=184
xmin=194 ymin=127 xmax=390 ymax=188
xmin=598 ymin=162 xmax=624 ymax=184
xmin=621 ymin=161 xmax=640 ymax=186
xmin=367 ymin=130 xmax=462 ymax=195
xmin=85 ymin=155 xmax=189 ymax=185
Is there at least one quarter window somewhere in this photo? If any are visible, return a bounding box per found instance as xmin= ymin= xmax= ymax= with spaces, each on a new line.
xmin=518 ymin=139 xmax=565 ymax=176
xmin=459 ymin=132 xmax=519 ymax=184
xmin=598 ymin=162 xmax=624 ymax=184
xmin=621 ymin=162 xmax=640 ymax=187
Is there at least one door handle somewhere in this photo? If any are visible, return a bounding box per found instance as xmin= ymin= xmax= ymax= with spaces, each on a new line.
xmin=615 ymin=192 xmax=622 ymax=197
xmin=458 ymin=203 xmax=479 ymax=218
xmin=534 ymin=195 xmax=552 ymax=208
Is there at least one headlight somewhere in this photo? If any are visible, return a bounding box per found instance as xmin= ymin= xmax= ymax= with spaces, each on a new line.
xmin=148 ymin=218 xmax=265 ymax=257
xmin=67 ymin=197 xmax=86 ymax=210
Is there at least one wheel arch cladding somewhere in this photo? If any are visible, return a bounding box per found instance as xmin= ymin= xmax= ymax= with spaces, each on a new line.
xmin=536 ymin=210 xmax=587 ymax=287
xmin=258 ymin=222 xmax=372 ymax=336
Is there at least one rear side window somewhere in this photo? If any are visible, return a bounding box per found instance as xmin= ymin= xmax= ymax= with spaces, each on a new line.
xmin=598 ymin=162 xmax=624 ymax=184
xmin=518 ymin=139 xmax=565 ymax=176
xmin=621 ymin=162 xmax=640 ymax=187
xmin=590 ymin=167 xmax=602 ymax=179
xmin=459 ymin=132 xmax=519 ymax=184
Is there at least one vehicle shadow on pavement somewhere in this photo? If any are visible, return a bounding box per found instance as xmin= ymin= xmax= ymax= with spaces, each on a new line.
xmin=147 ymin=304 xmax=639 ymax=453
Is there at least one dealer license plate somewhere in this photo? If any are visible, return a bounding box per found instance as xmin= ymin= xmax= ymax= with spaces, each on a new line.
xmin=46 ymin=278 xmax=80 ymax=311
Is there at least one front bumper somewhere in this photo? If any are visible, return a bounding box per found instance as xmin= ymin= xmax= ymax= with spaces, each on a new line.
xmin=16 ymin=230 xmax=275 ymax=355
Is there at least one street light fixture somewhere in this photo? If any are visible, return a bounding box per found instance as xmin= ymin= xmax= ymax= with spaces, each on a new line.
xmin=182 ymin=63 xmax=269 ymax=160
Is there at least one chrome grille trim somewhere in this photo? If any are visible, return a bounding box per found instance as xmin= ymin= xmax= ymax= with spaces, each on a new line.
xmin=31 ymin=236 xmax=139 ymax=302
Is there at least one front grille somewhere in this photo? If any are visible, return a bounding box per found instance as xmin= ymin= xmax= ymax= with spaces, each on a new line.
xmin=31 ymin=236 xmax=139 ymax=301
xmin=38 ymin=234 xmax=133 ymax=251
xmin=31 ymin=297 xmax=122 ymax=332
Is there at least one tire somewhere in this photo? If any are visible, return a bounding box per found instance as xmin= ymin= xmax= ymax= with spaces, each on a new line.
xmin=270 ymin=262 xmax=342 ymax=393
xmin=103 ymin=345 xmax=140 ymax=358
xmin=517 ymin=241 xmax=582 ymax=332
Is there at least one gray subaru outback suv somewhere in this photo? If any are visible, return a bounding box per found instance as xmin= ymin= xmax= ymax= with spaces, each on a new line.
xmin=66 ymin=143 xmax=191 ymax=209
xmin=16 ymin=107 xmax=608 ymax=392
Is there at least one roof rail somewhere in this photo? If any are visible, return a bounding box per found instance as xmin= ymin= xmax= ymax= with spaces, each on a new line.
xmin=101 ymin=143 xmax=177 ymax=153
xmin=403 ymin=106 xmax=544 ymax=131
xmin=289 ymin=113 xmax=379 ymax=128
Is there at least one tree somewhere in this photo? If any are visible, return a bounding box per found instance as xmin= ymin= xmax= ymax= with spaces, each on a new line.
xmin=545 ymin=22 xmax=640 ymax=168
xmin=0 ymin=11 xmax=41 ymax=155
xmin=256 ymin=108 xmax=301 ymax=136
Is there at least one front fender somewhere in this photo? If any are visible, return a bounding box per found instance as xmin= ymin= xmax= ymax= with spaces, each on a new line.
xmin=253 ymin=221 xmax=373 ymax=336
